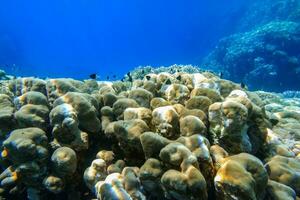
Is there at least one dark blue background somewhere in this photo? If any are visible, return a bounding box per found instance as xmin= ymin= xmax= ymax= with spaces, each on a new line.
xmin=0 ymin=0 xmax=250 ymax=79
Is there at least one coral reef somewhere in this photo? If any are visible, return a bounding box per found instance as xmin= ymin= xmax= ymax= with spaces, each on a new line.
xmin=203 ymin=21 xmax=300 ymax=92
xmin=14 ymin=91 xmax=50 ymax=131
xmin=257 ymin=91 xmax=300 ymax=160
xmin=236 ymin=0 xmax=300 ymax=32
xmin=0 ymin=70 xmax=13 ymax=81
xmin=125 ymin=64 xmax=205 ymax=81
xmin=201 ymin=0 xmax=300 ymax=92
xmin=0 ymin=94 xmax=15 ymax=139
xmin=214 ymin=153 xmax=268 ymax=200
xmin=0 ymin=68 xmax=299 ymax=199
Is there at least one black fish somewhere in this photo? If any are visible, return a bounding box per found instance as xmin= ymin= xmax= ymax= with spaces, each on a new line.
xmin=241 ymin=82 xmax=246 ymax=89
xmin=106 ymin=76 xmax=110 ymax=80
xmin=89 ymin=73 xmax=97 ymax=79
xmin=165 ymin=79 xmax=172 ymax=85
xmin=145 ymin=75 xmax=151 ymax=81
xmin=127 ymin=72 xmax=133 ymax=82
xmin=219 ymin=72 xmax=223 ymax=78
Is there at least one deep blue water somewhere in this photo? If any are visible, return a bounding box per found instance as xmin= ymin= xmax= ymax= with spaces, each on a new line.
xmin=0 ymin=0 xmax=250 ymax=79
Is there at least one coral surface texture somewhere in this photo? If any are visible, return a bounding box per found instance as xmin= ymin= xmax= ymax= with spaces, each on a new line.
xmin=0 ymin=66 xmax=299 ymax=200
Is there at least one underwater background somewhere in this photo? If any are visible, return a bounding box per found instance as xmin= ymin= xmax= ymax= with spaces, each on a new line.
xmin=2 ymin=0 xmax=300 ymax=92
xmin=1 ymin=0 xmax=250 ymax=79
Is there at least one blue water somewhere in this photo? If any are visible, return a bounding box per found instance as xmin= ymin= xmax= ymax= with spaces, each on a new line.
xmin=0 ymin=0 xmax=250 ymax=79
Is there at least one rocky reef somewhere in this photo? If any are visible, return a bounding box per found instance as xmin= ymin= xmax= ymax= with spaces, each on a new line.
xmin=236 ymin=0 xmax=300 ymax=32
xmin=0 ymin=70 xmax=13 ymax=81
xmin=0 ymin=66 xmax=299 ymax=200
xmin=202 ymin=21 xmax=300 ymax=92
xmin=202 ymin=0 xmax=300 ymax=92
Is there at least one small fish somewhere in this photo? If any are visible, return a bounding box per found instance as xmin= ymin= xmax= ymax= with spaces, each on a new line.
xmin=113 ymin=75 xmax=117 ymax=79
xmin=165 ymin=79 xmax=172 ymax=85
xmin=127 ymin=72 xmax=133 ymax=82
xmin=11 ymin=64 xmax=20 ymax=73
xmin=89 ymin=73 xmax=97 ymax=79
xmin=269 ymin=72 xmax=277 ymax=76
xmin=141 ymin=69 xmax=145 ymax=74
xmin=106 ymin=76 xmax=110 ymax=80
xmin=219 ymin=72 xmax=223 ymax=78
xmin=240 ymin=82 xmax=246 ymax=89
xmin=176 ymin=75 xmax=182 ymax=81
xmin=1 ymin=147 xmax=8 ymax=158
xmin=145 ymin=75 xmax=151 ymax=81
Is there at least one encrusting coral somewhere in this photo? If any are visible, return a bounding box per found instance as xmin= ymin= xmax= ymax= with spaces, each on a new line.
xmin=265 ymin=155 xmax=300 ymax=196
xmin=0 ymin=65 xmax=299 ymax=199
xmin=0 ymin=128 xmax=49 ymax=197
xmin=14 ymin=91 xmax=50 ymax=131
xmin=0 ymin=94 xmax=15 ymax=139
xmin=214 ymin=152 xmax=268 ymax=200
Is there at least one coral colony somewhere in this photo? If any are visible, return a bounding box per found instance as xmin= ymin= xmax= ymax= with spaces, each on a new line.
xmin=0 ymin=65 xmax=299 ymax=200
